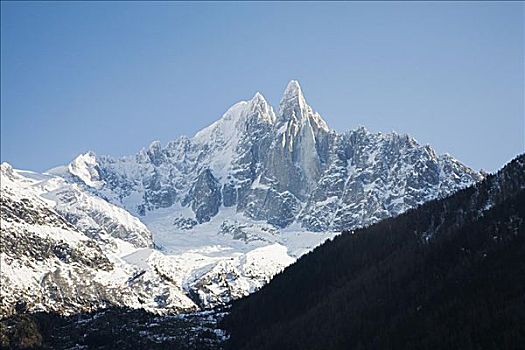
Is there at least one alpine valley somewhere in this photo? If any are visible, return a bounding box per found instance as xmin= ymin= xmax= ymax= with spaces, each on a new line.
xmin=1 ymin=81 xmax=484 ymax=321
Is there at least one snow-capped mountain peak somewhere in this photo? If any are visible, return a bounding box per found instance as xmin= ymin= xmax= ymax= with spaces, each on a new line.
xmin=248 ymin=92 xmax=275 ymax=124
xmin=279 ymin=79 xmax=304 ymax=107
xmin=193 ymin=101 xmax=248 ymax=145
xmin=194 ymin=91 xmax=276 ymax=147
xmin=49 ymin=81 xmax=482 ymax=232
xmin=66 ymin=151 xmax=104 ymax=189
xmin=278 ymin=80 xmax=308 ymax=122
xmin=277 ymin=80 xmax=329 ymax=132
xmin=1 ymin=81 xmax=487 ymax=318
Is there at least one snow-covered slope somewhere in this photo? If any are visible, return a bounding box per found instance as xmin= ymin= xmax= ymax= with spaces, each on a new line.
xmin=0 ymin=163 xmax=198 ymax=316
xmin=1 ymin=163 xmax=322 ymax=315
xmin=1 ymin=80 xmax=483 ymax=317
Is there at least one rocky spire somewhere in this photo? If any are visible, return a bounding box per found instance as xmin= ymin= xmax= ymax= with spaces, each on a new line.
xmin=277 ymin=80 xmax=329 ymax=132
xmin=278 ymin=80 xmax=309 ymax=123
xmin=249 ymin=92 xmax=275 ymax=124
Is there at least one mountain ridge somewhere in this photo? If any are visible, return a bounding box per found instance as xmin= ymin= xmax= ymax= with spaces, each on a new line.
xmin=1 ymin=80 xmax=485 ymax=316
xmin=223 ymin=153 xmax=525 ymax=350
xmin=50 ymin=80 xmax=483 ymax=232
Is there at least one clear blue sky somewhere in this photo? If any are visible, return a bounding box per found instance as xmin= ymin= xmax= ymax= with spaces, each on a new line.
xmin=1 ymin=1 xmax=523 ymax=172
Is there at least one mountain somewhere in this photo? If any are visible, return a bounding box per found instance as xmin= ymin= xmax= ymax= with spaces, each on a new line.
xmin=1 ymin=80 xmax=483 ymax=317
xmin=222 ymin=154 xmax=525 ymax=350
xmin=51 ymin=80 xmax=481 ymax=232
xmin=0 ymin=163 xmax=301 ymax=316
xmin=0 ymin=163 xmax=197 ymax=316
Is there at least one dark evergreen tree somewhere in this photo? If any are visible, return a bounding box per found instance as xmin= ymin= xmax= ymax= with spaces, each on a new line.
xmin=223 ymin=155 xmax=525 ymax=350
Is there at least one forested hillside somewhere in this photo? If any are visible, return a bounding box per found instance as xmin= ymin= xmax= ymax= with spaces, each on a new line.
xmin=223 ymin=155 xmax=525 ymax=350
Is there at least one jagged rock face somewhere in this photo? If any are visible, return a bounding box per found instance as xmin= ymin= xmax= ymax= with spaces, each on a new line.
xmin=299 ymin=129 xmax=482 ymax=231
xmin=57 ymin=81 xmax=482 ymax=232
xmin=222 ymin=155 xmax=525 ymax=350
xmin=270 ymin=80 xmax=330 ymax=197
xmin=1 ymin=163 xmax=304 ymax=317
xmin=187 ymin=169 xmax=221 ymax=223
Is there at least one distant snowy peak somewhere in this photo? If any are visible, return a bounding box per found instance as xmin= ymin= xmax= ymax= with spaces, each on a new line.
xmin=192 ymin=80 xmax=327 ymax=150
xmin=47 ymin=151 xmax=105 ymax=191
xmin=193 ymin=91 xmax=275 ymax=146
xmin=278 ymin=80 xmax=309 ymax=121
xmin=278 ymin=80 xmax=329 ymax=131
xmin=249 ymin=92 xmax=275 ymax=124
xmin=67 ymin=151 xmax=104 ymax=189
xmin=54 ymin=80 xmax=483 ymax=231
xmin=1 ymin=81 xmax=487 ymax=317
